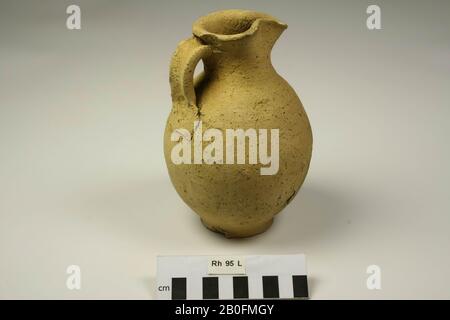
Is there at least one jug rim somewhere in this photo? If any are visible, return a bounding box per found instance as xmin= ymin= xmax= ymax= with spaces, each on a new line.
xmin=192 ymin=9 xmax=287 ymax=43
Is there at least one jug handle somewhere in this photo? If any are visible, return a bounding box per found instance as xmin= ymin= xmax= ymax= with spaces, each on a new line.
xmin=169 ymin=37 xmax=212 ymax=107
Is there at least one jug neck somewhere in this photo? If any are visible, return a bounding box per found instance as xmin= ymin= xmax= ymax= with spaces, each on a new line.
xmin=192 ymin=10 xmax=287 ymax=77
xmin=201 ymin=44 xmax=273 ymax=79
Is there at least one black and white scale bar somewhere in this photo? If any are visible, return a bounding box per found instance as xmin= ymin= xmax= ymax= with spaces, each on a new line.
xmin=167 ymin=275 xmax=308 ymax=299
xmin=156 ymin=254 xmax=308 ymax=300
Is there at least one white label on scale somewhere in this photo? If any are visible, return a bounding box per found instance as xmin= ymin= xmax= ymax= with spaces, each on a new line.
xmin=208 ymin=256 xmax=246 ymax=275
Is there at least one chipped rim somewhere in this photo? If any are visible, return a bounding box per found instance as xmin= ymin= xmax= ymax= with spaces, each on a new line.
xmin=192 ymin=9 xmax=287 ymax=43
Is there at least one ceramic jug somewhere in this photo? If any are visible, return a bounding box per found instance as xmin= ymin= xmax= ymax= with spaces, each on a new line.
xmin=164 ymin=10 xmax=313 ymax=238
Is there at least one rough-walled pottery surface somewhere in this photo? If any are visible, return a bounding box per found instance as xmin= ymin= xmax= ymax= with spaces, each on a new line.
xmin=164 ymin=9 xmax=313 ymax=238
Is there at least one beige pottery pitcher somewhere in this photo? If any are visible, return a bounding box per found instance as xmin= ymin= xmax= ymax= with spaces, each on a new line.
xmin=164 ymin=9 xmax=312 ymax=238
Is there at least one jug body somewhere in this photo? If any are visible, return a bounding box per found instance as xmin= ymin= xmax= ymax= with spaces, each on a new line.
xmin=164 ymin=10 xmax=312 ymax=238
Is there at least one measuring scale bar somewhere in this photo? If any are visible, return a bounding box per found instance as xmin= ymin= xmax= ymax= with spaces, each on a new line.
xmin=156 ymin=254 xmax=308 ymax=300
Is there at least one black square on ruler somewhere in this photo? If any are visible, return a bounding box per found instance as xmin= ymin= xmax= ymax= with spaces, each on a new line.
xmin=292 ymin=275 xmax=309 ymax=298
xmin=202 ymin=277 xmax=219 ymax=299
xmin=171 ymin=277 xmax=186 ymax=300
xmin=233 ymin=276 xmax=249 ymax=299
xmin=262 ymin=275 xmax=279 ymax=298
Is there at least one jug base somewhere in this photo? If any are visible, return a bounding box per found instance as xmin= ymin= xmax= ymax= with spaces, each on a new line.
xmin=200 ymin=217 xmax=274 ymax=238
